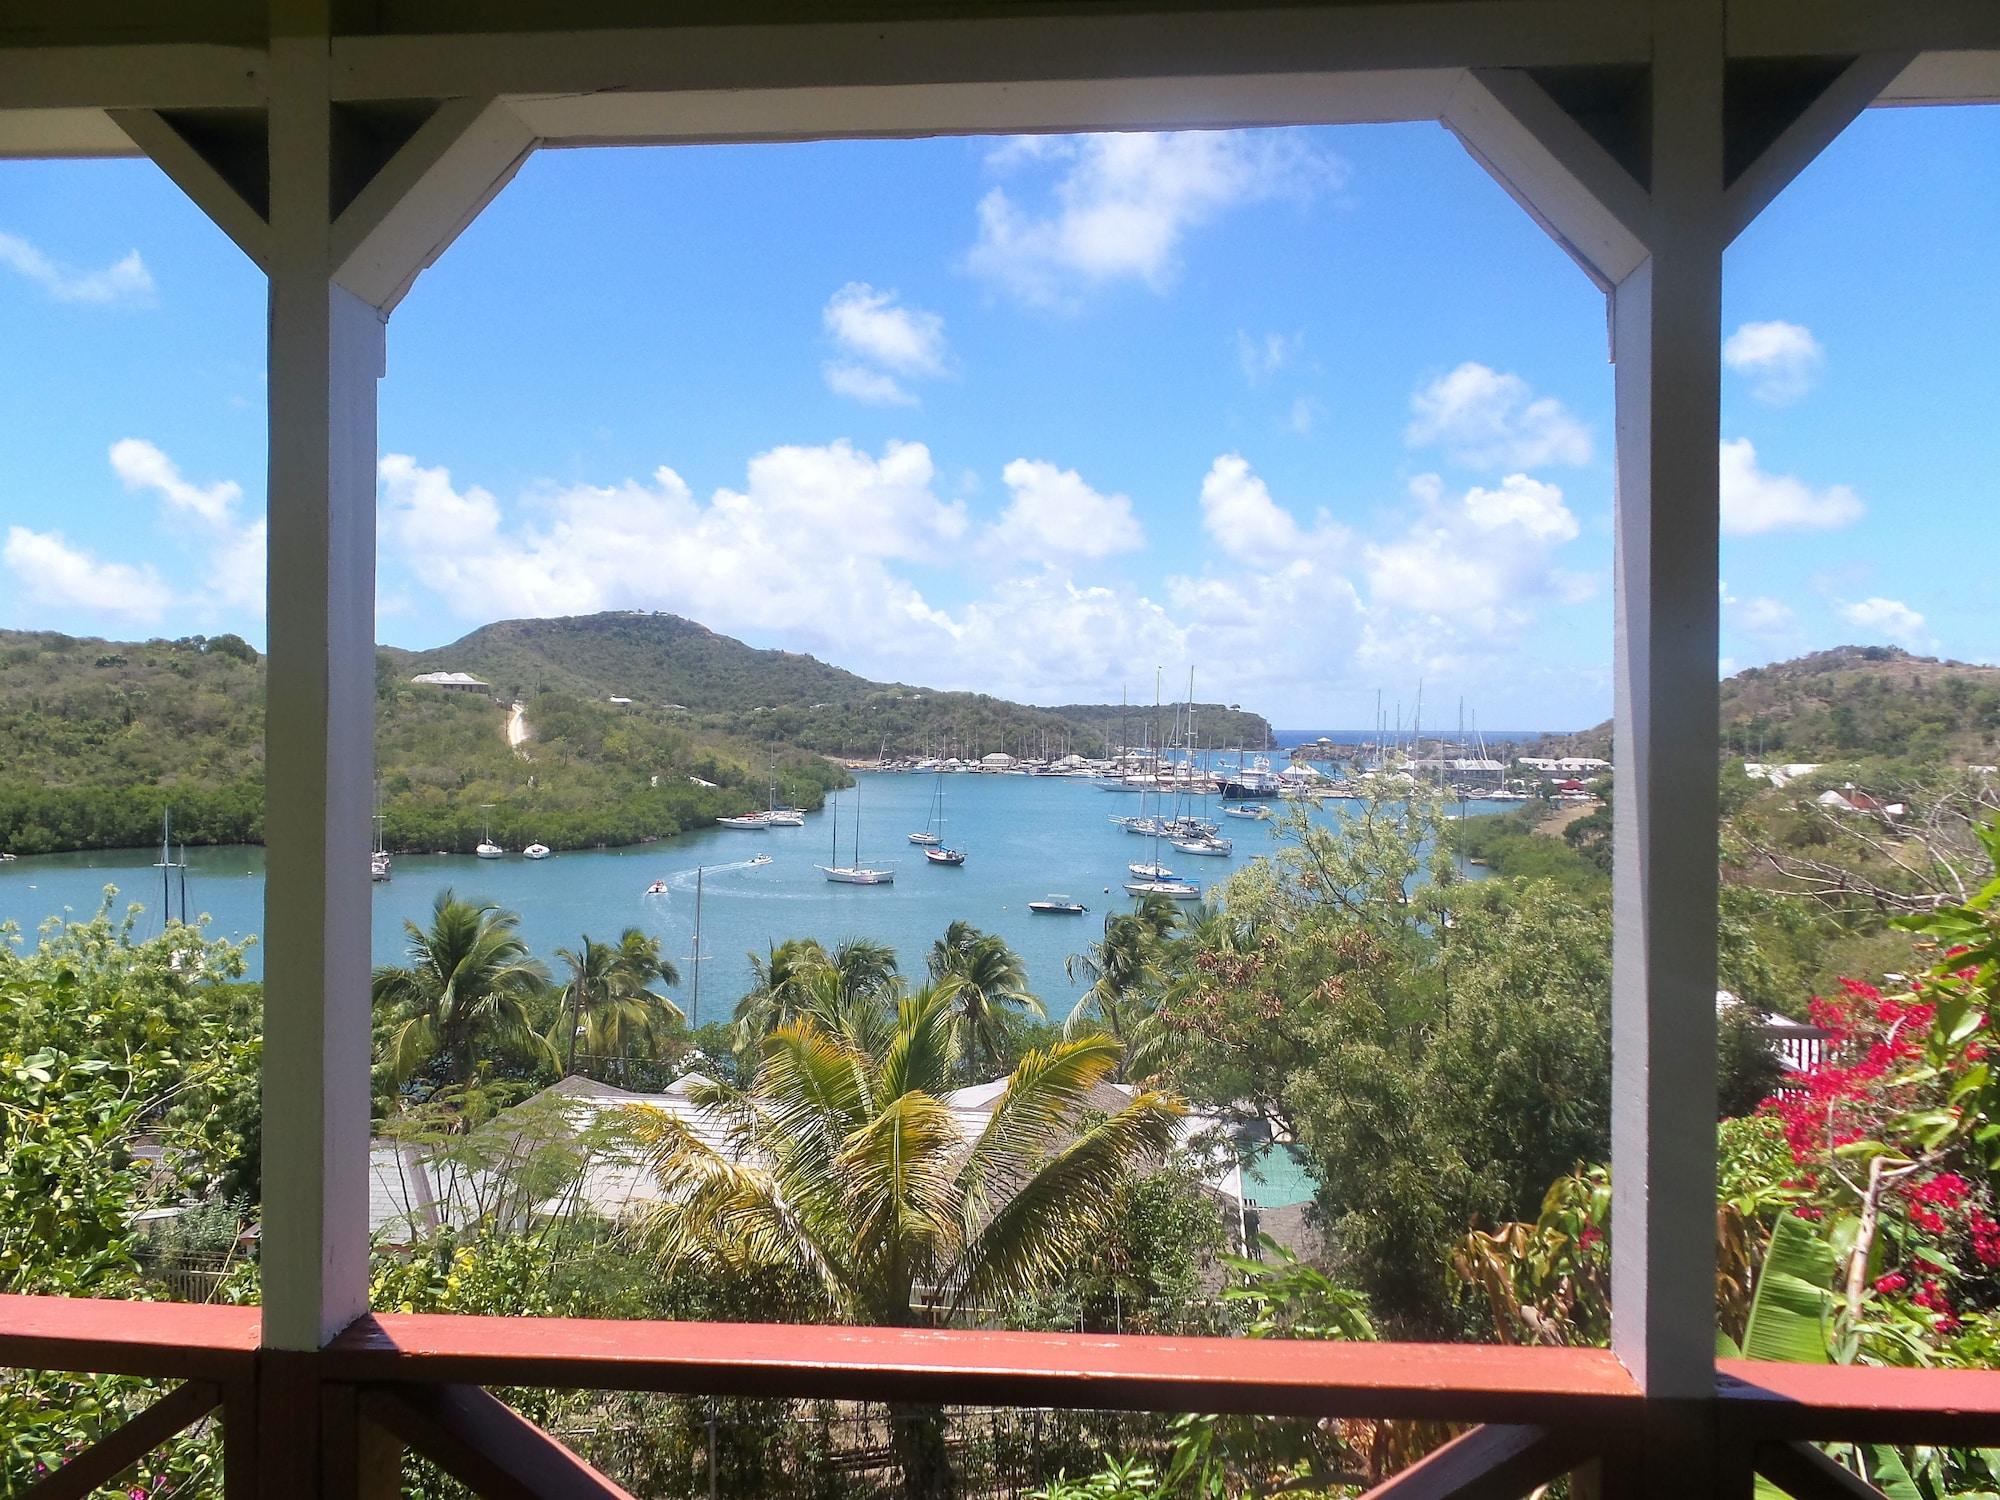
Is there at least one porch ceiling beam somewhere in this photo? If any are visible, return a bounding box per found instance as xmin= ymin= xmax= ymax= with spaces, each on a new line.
xmin=0 ymin=107 xmax=136 ymax=158
xmin=0 ymin=44 xmax=264 ymax=111
xmin=328 ymin=3 xmax=1651 ymax=104
xmin=1877 ymin=50 xmax=2000 ymax=108
xmin=1729 ymin=0 xmax=2000 ymax=62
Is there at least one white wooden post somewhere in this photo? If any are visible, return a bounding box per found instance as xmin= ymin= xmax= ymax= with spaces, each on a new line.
xmin=260 ymin=33 xmax=382 ymax=1352
xmin=1607 ymin=2 xmax=1727 ymax=1401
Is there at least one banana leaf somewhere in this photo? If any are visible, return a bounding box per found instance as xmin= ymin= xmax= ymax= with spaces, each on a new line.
xmin=1741 ymin=1211 xmax=1836 ymax=1365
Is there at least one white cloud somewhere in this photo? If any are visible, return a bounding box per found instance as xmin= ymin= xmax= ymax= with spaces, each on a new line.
xmin=3 ymin=527 xmax=172 ymax=618
xmin=966 ymin=131 xmax=1345 ymax=309
xmin=110 ymin=438 xmax=242 ymax=525
xmin=109 ymin=438 xmax=265 ymax=612
xmin=1840 ymin=596 xmax=1931 ymax=648
xmin=1405 ymin=363 xmax=1592 ymax=470
xmin=822 ymin=361 xmax=916 ymax=407
xmin=987 ymin=459 xmax=1144 ymax=563
xmin=1236 ymin=329 xmax=1301 ymax=382
xmin=1365 ymin=473 xmax=1586 ymax=621
xmin=1461 ymin=472 xmax=1580 ymax=545
xmin=1286 ymin=396 xmax=1322 ymax=437
xmin=1720 ymin=581 xmax=1798 ymax=640
xmin=1724 ymin=320 xmax=1824 ymax=405
xmin=1719 ymin=437 xmax=1863 ymax=536
xmin=1198 ymin=453 xmax=1349 ymax=567
xmin=823 ymin=283 xmax=948 ymax=376
xmin=0 ymin=230 xmax=154 ymax=305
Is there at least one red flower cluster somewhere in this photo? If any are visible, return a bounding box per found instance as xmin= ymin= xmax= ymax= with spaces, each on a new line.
xmin=1874 ymin=1271 xmax=1909 ymax=1294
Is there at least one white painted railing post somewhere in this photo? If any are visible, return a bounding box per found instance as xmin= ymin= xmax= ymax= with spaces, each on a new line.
xmin=261 ymin=31 xmax=382 ymax=1353
xmin=1607 ymin=2 xmax=1727 ymax=1406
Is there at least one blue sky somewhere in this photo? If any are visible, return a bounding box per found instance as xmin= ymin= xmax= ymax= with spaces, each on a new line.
xmin=1 ymin=107 xmax=1993 ymax=727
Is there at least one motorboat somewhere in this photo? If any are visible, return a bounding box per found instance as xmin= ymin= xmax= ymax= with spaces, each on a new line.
xmin=1128 ymin=861 xmax=1176 ymax=880
xmin=644 ymin=879 xmax=669 ymax=895
xmin=749 ymin=852 xmax=773 ymax=866
xmin=717 ymin=812 xmax=770 ymax=829
xmin=1172 ymin=836 xmax=1232 ymax=857
xmin=923 ymin=846 xmax=966 ymax=866
xmin=1124 ymin=879 xmax=1201 ymax=901
xmin=1028 ymin=895 xmax=1088 ymax=915
xmin=523 ymin=843 xmax=551 ymax=860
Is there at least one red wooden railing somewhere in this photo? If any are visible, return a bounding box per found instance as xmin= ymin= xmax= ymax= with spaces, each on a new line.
xmin=5 ymin=1294 xmax=1997 ymax=1498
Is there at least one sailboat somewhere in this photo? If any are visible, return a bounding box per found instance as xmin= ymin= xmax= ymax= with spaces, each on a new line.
xmin=764 ymin=764 xmax=805 ymax=826
xmin=1123 ymin=670 xmax=1199 ymax=901
xmin=820 ymin=783 xmax=894 ymax=885
xmin=913 ymin=766 xmax=965 ymax=864
xmin=370 ymin=793 xmax=393 ymax=881
xmin=475 ymin=805 xmax=504 ymax=858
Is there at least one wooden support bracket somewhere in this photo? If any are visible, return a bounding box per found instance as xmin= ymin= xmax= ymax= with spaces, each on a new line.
xmin=20 ymin=1380 xmax=221 ymax=1500
xmin=1356 ymin=1422 xmax=1597 ymax=1500
xmin=360 ymin=1383 xmax=637 ymax=1500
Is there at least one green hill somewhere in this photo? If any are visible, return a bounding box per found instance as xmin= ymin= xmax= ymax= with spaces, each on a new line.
xmin=1551 ymin=646 xmax=2000 ymax=765
xmin=391 ymin=612 xmax=1273 ymax=759
xmin=0 ymin=614 xmax=1275 ymax=856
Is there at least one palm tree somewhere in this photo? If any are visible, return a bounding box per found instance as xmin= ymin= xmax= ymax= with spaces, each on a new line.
xmin=632 ymin=985 xmax=1182 ymax=1498
xmin=555 ymin=928 xmax=683 ymax=1082
xmin=1062 ymin=896 xmax=1178 ymax=1081
xmin=372 ymin=889 xmax=553 ymax=1089
xmin=734 ymin=936 xmax=899 ymax=1051
xmin=926 ymin=921 xmax=1044 ymax=1076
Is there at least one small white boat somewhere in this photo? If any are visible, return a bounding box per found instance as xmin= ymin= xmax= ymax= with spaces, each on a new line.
xmin=0 ymin=852 xmax=15 ymax=862
xmin=1224 ymin=805 xmax=1270 ymax=821
xmin=749 ymin=852 xmax=773 ymax=866
xmin=1125 ymin=879 xmax=1201 ymax=901
xmin=923 ymin=846 xmax=966 ymax=866
xmin=370 ymin=852 xmax=392 ymax=882
xmin=1128 ymin=861 xmax=1176 ymax=880
xmin=475 ymin=842 xmax=504 ymax=859
xmin=474 ymin=805 xmax=503 ymax=857
xmin=644 ymin=879 xmax=669 ymax=895
xmin=1028 ymin=895 xmax=1088 ymax=915
xmin=908 ymin=831 xmax=942 ymax=846
xmin=765 ymin=809 xmax=806 ymax=826
xmin=717 ymin=812 xmax=770 ymax=829
xmin=523 ymin=843 xmax=551 ymax=860
xmin=1172 ymin=836 xmax=1233 ymax=857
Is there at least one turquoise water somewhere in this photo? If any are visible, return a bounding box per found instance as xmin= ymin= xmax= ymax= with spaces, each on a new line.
xmin=0 ymin=774 xmax=1504 ymax=1028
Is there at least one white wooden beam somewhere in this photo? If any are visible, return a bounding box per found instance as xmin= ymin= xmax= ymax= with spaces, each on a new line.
xmin=259 ymin=33 xmax=381 ymax=1355
xmin=1730 ymin=0 xmax=2000 ymax=63
xmin=508 ymin=70 xmax=1462 ymax=146
xmin=330 ymin=3 xmax=1649 ymax=104
xmin=109 ymin=108 xmax=271 ymax=269
xmin=1607 ymin=0 xmax=1726 ymax=1410
xmin=1443 ymin=68 xmax=1651 ymax=292
xmin=0 ymin=44 xmax=265 ymax=111
xmin=331 ymin=97 xmax=535 ymax=313
xmin=1721 ymin=53 xmax=1914 ymax=245
xmin=0 ymin=107 xmax=137 ymax=158
xmin=1877 ymin=50 xmax=2000 ymax=108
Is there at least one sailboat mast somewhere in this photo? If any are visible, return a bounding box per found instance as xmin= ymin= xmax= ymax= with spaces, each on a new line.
xmin=691 ymin=866 xmax=703 ymax=1026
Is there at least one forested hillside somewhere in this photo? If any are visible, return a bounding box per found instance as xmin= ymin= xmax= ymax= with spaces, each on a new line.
xmin=392 ymin=611 xmax=1274 ymax=758
xmin=1552 ymin=646 xmax=2000 ymax=763
xmin=0 ymin=629 xmax=840 ymax=855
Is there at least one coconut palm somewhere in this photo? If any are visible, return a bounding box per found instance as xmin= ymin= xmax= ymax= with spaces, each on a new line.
xmin=925 ymin=921 xmax=1044 ymax=1076
xmin=733 ymin=936 xmax=899 ymax=1050
xmin=554 ymin=927 xmax=683 ymax=1082
xmin=1062 ymin=896 xmax=1178 ymax=1081
xmin=372 ymin=889 xmax=553 ymax=1089
xmin=631 ymin=984 xmax=1182 ymax=1498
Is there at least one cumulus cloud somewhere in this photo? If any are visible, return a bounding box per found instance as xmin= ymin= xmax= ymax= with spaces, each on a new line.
xmin=1720 ymin=581 xmax=1799 ymax=641
xmin=1724 ymin=320 xmax=1824 ymax=405
xmin=110 ymin=438 xmax=265 ymax=611
xmin=3 ymin=527 xmax=172 ymax=618
xmin=823 ymin=283 xmax=948 ymax=376
xmin=1840 ymin=596 xmax=1931 ymax=648
xmin=1719 ymin=437 xmax=1863 ymax=536
xmin=1198 ymin=453 xmax=1348 ymax=567
xmin=822 ymin=361 xmax=917 ymax=407
xmin=986 ymin=459 xmax=1144 ymax=563
xmin=1365 ymin=473 xmax=1588 ymax=622
xmin=966 ymin=131 xmax=1345 ymax=309
xmin=1405 ymin=363 xmax=1592 ymax=470
xmin=0 ymin=230 xmax=154 ymax=305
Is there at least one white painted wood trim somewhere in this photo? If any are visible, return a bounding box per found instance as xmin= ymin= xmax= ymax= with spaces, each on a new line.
xmin=0 ymin=107 xmax=137 ymax=158
xmin=1443 ymin=68 xmax=1651 ymax=292
xmin=331 ymin=97 xmax=536 ymax=313
xmin=259 ymin=36 xmax=381 ymax=1354
xmin=1877 ymin=50 xmax=2000 ymax=108
xmin=0 ymin=43 xmax=265 ymax=110
xmin=329 ymin=3 xmax=1649 ymax=103
xmin=109 ymin=108 xmax=271 ymax=270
